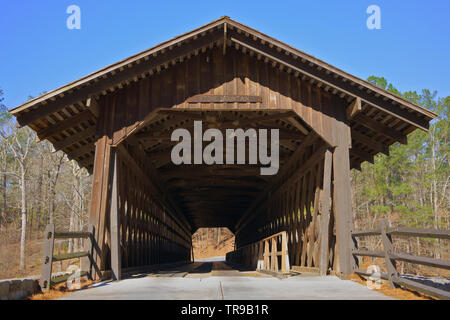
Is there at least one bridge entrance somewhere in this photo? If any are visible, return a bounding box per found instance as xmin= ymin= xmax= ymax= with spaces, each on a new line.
xmin=10 ymin=17 xmax=434 ymax=285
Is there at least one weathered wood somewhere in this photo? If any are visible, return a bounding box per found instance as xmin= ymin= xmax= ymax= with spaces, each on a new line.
xmin=387 ymin=227 xmax=450 ymax=239
xmin=389 ymin=252 xmax=450 ymax=270
xmin=350 ymin=146 xmax=374 ymax=164
xmin=40 ymin=224 xmax=55 ymax=291
xmin=36 ymin=110 xmax=94 ymax=142
xmin=53 ymin=126 xmax=96 ymax=152
xmin=351 ymin=130 xmax=389 ymax=155
xmin=332 ymin=104 xmax=353 ymax=276
xmin=380 ymin=220 xmax=399 ymax=288
xmin=319 ymin=149 xmax=332 ymax=275
xmin=86 ymin=97 xmax=100 ymax=118
xmin=187 ymin=95 xmax=262 ymax=103
xmin=346 ymin=98 xmax=361 ymax=120
xmin=54 ymin=231 xmax=91 ymax=239
xmin=52 ymin=251 xmax=89 ymax=261
xmin=351 ymin=249 xmax=385 ymax=258
xmin=355 ymin=114 xmax=407 ymax=144
xmin=351 ymin=229 xmax=381 ymax=237
xmin=109 ymin=148 xmax=121 ymax=280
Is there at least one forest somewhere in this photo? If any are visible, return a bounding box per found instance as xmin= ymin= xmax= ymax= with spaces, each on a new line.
xmin=0 ymin=75 xmax=448 ymax=279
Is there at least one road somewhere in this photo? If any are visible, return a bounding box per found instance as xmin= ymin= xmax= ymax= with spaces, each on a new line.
xmin=61 ymin=260 xmax=393 ymax=300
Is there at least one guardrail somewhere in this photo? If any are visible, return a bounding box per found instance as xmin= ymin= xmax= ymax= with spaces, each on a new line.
xmin=40 ymin=224 xmax=95 ymax=290
xmin=226 ymin=231 xmax=290 ymax=274
xmin=352 ymin=219 xmax=450 ymax=300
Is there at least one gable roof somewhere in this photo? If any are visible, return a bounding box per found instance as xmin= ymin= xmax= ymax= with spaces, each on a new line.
xmin=9 ymin=17 xmax=437 ymax=171
xmin=10 ymin=16 xmax=435 ymax=124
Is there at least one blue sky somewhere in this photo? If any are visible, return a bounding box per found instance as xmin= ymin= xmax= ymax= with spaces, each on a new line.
xmin=1 ymin=1 xmax=449 ymax=109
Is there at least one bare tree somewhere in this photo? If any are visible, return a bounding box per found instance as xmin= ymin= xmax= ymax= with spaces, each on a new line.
xmin=1 ymin=125 xmax=33 ymax=270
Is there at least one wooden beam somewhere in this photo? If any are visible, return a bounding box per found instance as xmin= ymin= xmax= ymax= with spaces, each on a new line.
xmin=78 ymin=154 xmax=94 ymax=168
xmin=88 ymin=136 xmax=112 ymax=279
xmin=223 ymin=22 xmax=227 ymax=55
xmin=286 ymin=117 xmax=309 ymax=135
xmin=355 ymin=114 xmax=407 ymax=144
xmin=186 ymin=95 xmax=262 ymax=103
xmin=346 ymin=98 xmax=361 ymax=120
xmin=351 ymin=130 xmax=389 ymax=155
xmin=69 ymin=143 xmax=95 ymax=159
xmin=350 ymin=146 xmax=374 ymax=164
xmin=86 ymin=97 xmax=100 ymax=118
xmin=53 ymin=126 xmax=96 ymax=151
xmin=168 ymin=179 xmax=264 ymax=189
xmin=215 ymin=112 xmax=297 ymax=128
xmin=137 ymin=127 xmax=304 ymax=142
xmin=36 ymin=110 xmax=94 ymax=142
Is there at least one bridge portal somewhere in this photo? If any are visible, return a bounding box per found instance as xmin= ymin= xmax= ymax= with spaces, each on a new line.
xmin=9 ymin=17 xmax=435 ymax=282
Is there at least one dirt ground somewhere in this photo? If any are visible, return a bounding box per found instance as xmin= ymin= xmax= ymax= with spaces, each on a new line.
xmin=346 ymin=273 xmax=435 ymax=300
xmin=29 ymin=279 xmax=94 ymax=300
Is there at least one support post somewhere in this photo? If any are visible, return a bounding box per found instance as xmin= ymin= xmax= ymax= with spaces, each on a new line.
xmin=40 ymin=224 xmax=55 ymax=291
xmin=87 ymin=96 xmax=118 ymax=279
xmin=332 ymin=103 xmax=354 ymax=276
xmin=319 ymin=149 xmax=333 ymax=275
xmin=110 ymin=148 xmax=121 ymax=281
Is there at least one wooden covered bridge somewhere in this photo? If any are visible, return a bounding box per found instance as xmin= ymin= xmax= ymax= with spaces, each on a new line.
xmin=9 ymin=17 xmax=437 ymax=284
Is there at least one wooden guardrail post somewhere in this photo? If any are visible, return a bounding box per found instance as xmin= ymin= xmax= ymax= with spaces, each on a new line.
xmin=380 ymin=220 xmax=398 ymax=288
xmin=380 ymin=219 xmax=399 ymax=288
xmin=352 ymin=222 xmax=449 ymax=299
xmin=81 ymin=224 xmax=95 ymax=279
xmin=41 ymin=224 xmax=94 ymax=290
xmin=40 ymin=224 xmax=55 ymax=291
xmin=281 ymin=231 xmax=290 ymax=272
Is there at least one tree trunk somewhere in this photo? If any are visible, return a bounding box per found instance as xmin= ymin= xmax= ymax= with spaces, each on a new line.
xmin=35 ymin=154 xmax=43 ymax=230
xmin=19 ymin=165 xmax=27 ymax=271
xmin=1 ymin=151 xmax=7 ymax=232
xmin=48 ymin=156 xmax=63 ymax=225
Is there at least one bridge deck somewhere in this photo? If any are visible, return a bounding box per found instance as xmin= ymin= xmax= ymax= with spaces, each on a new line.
xmin=61 ymin=260 xmax=394 ymax=300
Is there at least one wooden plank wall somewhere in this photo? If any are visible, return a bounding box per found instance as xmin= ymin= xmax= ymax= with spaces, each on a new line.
xmin=116 ymin=144 xmax=192 ymax=268
xmin=235 ymin=141 xmax=337 ymax=272
xmin=104 ymin=45 xmax=342 ymax=147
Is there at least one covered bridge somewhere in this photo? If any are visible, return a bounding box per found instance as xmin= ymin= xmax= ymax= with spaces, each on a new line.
xmin=9 ymin=17 xmax=436 ymax=280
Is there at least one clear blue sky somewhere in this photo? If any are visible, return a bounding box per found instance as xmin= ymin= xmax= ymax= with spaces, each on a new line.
xmin=1 ymin=0 xmax=449 ymax=109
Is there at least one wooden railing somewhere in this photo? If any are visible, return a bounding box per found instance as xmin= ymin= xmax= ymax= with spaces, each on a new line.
xmin=40 ymin=224 xmax=95 ymax=290
xmin=226 ymin=231 xmax=290 ymax=274
xmin=352 ymin=219 xmax=450 ymax=300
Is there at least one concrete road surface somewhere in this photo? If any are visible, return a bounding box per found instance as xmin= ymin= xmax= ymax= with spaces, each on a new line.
xmin=61 ymin=260 xmax=393 ymax=300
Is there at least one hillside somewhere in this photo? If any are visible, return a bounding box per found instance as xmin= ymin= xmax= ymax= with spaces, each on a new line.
xmin=192 ymin=228 xmax=235 ymax=260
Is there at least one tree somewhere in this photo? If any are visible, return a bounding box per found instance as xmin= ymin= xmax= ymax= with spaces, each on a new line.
xmin=1 ymin=123 xmax=34 ymax=270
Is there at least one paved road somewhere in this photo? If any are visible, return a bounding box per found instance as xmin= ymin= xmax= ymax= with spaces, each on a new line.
xmin=61 ymin=261 xmax=393 ymax=300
